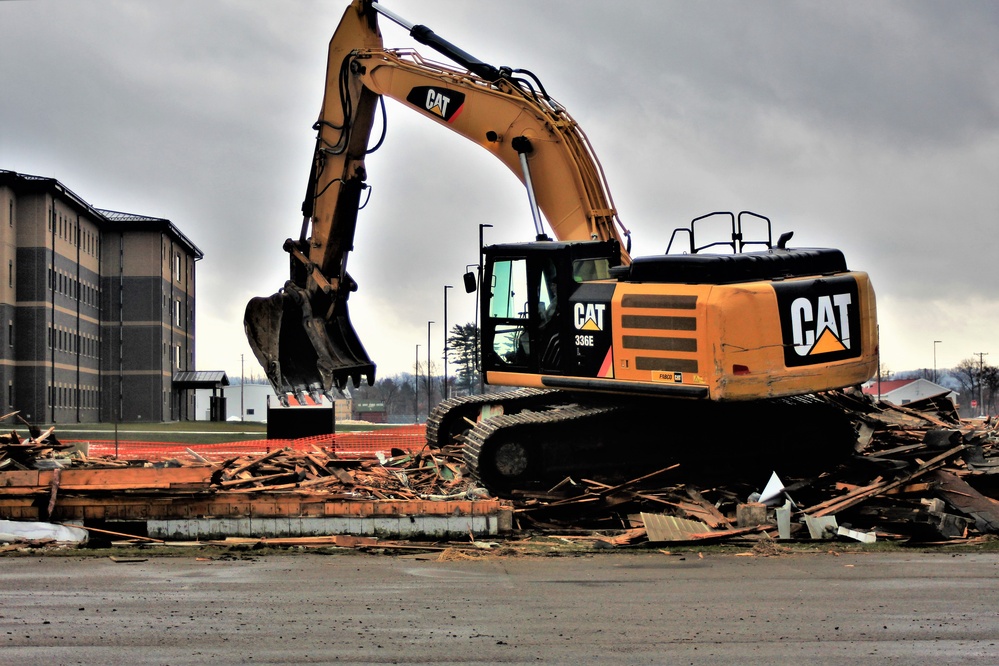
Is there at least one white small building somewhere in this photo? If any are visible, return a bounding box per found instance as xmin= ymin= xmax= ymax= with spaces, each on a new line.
xmin=194 ymin=383 xmax=351 ymax=422
xmin=862 ymin=378 xmax=958 ymax=407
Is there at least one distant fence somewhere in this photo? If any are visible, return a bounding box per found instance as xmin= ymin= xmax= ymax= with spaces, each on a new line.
xmin=73 ymin=425 xmax=428 ymax=461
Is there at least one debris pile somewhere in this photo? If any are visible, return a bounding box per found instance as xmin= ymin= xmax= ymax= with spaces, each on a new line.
xmin=0 ymin=442 xmax=475 ymax=504
xmin=0 ymin=412 xmax=70 ymax=471
xmin=511 ymin=391 xmax=999 ymax=544
xmin=210 ymin=445 xmax=474 ymax=500
xmin=2 ymin=393 xmax=999 ymax=548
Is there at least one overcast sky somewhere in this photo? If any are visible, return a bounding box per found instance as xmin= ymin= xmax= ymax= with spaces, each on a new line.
xmin=2 ymin=0 xmax=997 ymax=384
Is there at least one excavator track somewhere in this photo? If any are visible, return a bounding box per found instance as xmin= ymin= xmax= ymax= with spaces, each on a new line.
xmin=461 ymin=402 xmax=623 ymax=496
xmin=426 ymin=387 xmax=564 ymax=449
xmin=441 ymin=389 xmax=861 ymax=498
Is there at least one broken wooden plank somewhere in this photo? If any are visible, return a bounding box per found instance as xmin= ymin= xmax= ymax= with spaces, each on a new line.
xmin=685 ymin=488 xmax=733 ymax=527
xmin=185 ymin=448 xmax=210 ymax=464
xmin=46 ymin=467 xmax=60 ymax=517
xmin=808 ymin=443 xmax=967 ymax=517
xmin=218 ymin=472 xmax=297 ymax=488
xmin=931 ymin=470 xmax=999 ymax=532
xmin=62 ymin=523 xmax=164 ymax=543
xmin=597 ymin=464 xmax=681 ymax=498
xmin=222 ymin=448 xmax=289 ymax=480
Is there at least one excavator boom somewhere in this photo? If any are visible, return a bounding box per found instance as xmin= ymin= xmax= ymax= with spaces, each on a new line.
xmin=245 ymin=0 xmax=631 ymax=401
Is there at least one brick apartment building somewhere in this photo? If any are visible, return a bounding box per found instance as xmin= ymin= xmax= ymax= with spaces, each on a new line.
xmin=0 ymin=169 xmax=204 ymax=423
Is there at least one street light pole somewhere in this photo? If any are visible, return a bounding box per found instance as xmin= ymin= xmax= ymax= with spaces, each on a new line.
xmin=414 ymin=344 xmax=420 ymax=423
xmin=427 ymin=321 xmax=434 ymax=418
xmin=975 ymin=351 xmax=988 ymax=418
xmin=443 ymin=285 xmax=452 ymax=400
xmin=478 ymin=223 xmax=492 ymax=395
xmin=933 ymin=340 xmax=942 ymax=384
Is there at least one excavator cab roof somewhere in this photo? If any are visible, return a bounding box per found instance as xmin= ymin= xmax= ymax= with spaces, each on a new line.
xmin=484 ymin=239 xmax=621 ymax=263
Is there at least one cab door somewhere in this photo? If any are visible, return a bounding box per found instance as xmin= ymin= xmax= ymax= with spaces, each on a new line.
xmin=482 ymin=253 xmax=566 ymax=372
xmin=483 ymin=256 xmax=533 ymax=371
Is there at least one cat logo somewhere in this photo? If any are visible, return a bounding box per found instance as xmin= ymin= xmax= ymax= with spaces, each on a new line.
xmin=774 ymin=277 xmax=862 ymax=367
xmin=574 ymin=303 xmax=606 ymax=331
xmin=789 ymin=293 xmax=852 ymax=356
xmin=405 ymin=86 xmax=466 ymax=123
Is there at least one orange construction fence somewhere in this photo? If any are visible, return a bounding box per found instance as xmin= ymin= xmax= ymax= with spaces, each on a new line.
xmin=71 ymin=425 xmax=428 ymax=462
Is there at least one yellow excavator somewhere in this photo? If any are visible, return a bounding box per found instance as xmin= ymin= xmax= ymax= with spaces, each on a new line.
xmin=245 ymin=0 xmax=878 ymax=494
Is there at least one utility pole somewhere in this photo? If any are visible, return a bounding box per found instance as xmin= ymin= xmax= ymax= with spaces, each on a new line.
xmin=975 ymin=351 xmax=988 ymax=418
xmin=443 ymin=285 xmax=452 ymax=401
xmin=240 ymin=353 xmax=245 ymax=421
xmin=875 ymin=324 xmax=881 ymax=400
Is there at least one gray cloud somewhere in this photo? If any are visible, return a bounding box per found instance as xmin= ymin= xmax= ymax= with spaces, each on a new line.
xmin=2 ymin=0 xmax=996 ymax=377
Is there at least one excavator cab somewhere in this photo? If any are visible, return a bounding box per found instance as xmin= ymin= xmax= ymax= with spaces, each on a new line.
xmin=480 ymin=229 xmax=877 ymax=402
xmin=481 ymin=240 xmax=620 ymax=378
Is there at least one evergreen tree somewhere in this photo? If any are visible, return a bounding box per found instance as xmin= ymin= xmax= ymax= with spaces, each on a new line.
xmin=447 ymin=323 xmax=481 ymax=395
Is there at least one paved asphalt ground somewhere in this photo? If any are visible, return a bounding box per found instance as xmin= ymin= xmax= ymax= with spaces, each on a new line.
xmin=2 ymin=550 xmax=998 ymax=665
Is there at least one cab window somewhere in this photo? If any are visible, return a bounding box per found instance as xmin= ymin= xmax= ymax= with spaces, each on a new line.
xmin=572 ymin=258 xmax=611 ymax=282
xmin=489 ymin=258 xmax=529 ymax=319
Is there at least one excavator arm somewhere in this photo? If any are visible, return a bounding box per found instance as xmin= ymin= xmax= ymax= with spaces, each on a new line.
xmin=346 ymin=49 xmax=632 ymax=254
xmin=245 ymin=0 xmax=631 ymax=401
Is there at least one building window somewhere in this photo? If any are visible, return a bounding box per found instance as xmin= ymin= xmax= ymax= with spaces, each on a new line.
xmin=175 ymin=253 xmax=181 ymax=283
xmin=7 ymin=259 xmax=12 ymax=288
xmin=7 ymin=381 xmax=12 ymax=408
xmin=7 ymin=320 xmax=12 ymax=347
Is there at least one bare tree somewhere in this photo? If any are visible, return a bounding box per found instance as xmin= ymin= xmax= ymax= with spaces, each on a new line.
xmin=952 ymin=358 xmax=978 ymax=406
xmin=951 ymin=358 xmax=999 ymax=416
xmin=877 ymin=361 xmax=894 ymax=382
xmin=984 ymin=365 xmax=999 ymax=414
xmin=896 ymin=368 xmax=934 ymax=381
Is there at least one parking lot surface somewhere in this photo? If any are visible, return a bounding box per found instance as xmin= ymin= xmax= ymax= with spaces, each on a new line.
xmin=2 ymin=550 xmax=998 ymax=664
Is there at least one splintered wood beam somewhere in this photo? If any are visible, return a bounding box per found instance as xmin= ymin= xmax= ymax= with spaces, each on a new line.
xmin=222 ymin=448 xmax=289 ymax=479
xmin=597 ymin=464 xmax=681 ymax=498
xmin=809 ymin=443 xmax=967 ymax=517
xmin=218 ymin=472 xmax=297 ymax=488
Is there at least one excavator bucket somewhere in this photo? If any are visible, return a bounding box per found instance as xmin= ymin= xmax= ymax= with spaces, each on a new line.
xmin=244 ymin=281 xmax=375 ymax=403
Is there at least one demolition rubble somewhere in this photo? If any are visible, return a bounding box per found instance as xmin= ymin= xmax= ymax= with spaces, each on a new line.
xmin=1 ymin=391 xmax=998 ymax=552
